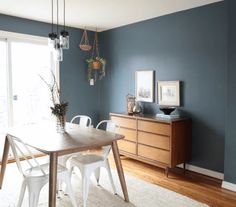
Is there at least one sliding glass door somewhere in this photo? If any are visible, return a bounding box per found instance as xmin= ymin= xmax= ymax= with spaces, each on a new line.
xmin=11 ymin=41 xmax=53 ymax=125
xmin=0 ymin=35 xmax=55 ymax=157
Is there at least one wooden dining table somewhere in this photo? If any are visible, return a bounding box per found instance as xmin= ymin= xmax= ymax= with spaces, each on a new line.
xmin=0 ymin=122 xmax=129 ymax=207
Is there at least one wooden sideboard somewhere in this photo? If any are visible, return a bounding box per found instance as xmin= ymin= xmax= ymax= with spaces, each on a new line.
xmin=110 ymin=112 xmax=192 ymax=176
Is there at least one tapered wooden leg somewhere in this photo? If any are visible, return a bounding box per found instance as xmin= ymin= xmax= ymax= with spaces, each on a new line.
xmin=49 ymin=152 xmax=58 ymax=207
xmin=183 ymin=163 xmax=186 ymax=174
xmin=165 ymin=167 xmax=169 ymax=177
xmin=112 ymin=141 xmax=129 ymax=202
xmin=0 ymin=136 xmax=10 ymax=189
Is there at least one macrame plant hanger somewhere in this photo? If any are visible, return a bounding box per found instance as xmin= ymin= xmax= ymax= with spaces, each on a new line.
xmin=91 ymin=31 xmax=101 ymax=69
xmin=79 ymin=28 xmax=92 ymax=51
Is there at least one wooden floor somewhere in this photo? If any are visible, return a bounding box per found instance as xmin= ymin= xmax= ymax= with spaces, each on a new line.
xmin=109 ymin=156 xmax=236 ymax=207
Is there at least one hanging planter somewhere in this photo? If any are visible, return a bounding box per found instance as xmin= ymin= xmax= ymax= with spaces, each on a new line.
xmin=86 ymin=31 xmax=106 ymax=85
xmin=79 ymin=29 xmax=92 ymax=51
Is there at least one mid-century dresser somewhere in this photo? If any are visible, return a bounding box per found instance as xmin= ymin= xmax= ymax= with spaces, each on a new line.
xmin=110 ymin=112 xmax=192 ymax=176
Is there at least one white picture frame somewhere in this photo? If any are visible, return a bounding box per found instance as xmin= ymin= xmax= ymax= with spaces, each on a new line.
xmin=135 ymin=70 xmax=154 ymax=102
xmin=158 ymin=81 xmax=180 ymax=106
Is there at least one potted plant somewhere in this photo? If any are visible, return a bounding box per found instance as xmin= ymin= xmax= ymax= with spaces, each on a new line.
xmin=86 ymin=32 xmax=106 ymax=85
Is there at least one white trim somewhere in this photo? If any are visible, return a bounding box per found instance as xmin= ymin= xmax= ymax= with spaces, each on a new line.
xmin=0 ymin=30 xmax=47 ymax=44
xmin=6 ymin=40 xmax=13 ymax=127
xmin=178 ymin=164 xmax=224 ymax=180
xmin=222 ymin=181 xmax=236 ymax=192
xmin=0 ymin=30 xmax=60 ymax=84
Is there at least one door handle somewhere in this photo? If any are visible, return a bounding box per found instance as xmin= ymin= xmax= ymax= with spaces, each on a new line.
xmin=13 ymin=95 xmax=17 ymax=101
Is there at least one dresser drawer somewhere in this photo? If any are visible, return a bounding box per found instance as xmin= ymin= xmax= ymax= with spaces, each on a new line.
xmin=119 ymin=127 xmax=136 ymax=142
xmin=111 ymin=116 xmax=136 ymax=129
xmin=138 ymin=144 xmax=169 ymax=164
xmin=138 ymin=131 xmax=170 ymax=150
xmin=118 ymin=140 xmax=136 ymax=154
xmin=138 ymin=120 xmax=170 ymax=136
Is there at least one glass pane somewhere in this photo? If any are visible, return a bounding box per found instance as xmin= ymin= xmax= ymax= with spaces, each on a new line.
xmin=0 ymin=40 xmax=8 ymax=156
xmin=11 ymin=41 xmax=53 ymax=126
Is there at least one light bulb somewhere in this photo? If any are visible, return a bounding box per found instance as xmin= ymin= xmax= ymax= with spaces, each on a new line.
xmin=48 ymin=33 xmax=58 ymax=51
xmin=60 ymin=30 xmax=69 ymax=49
xmin=54 ymin=40 xmax=63 ymax=62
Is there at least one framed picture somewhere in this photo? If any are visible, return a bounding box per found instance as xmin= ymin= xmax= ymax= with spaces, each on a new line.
xmin=158 ymin=81 xmax=180 ymax=106
xmin=135 ymin=70 xmax=154 ymax=102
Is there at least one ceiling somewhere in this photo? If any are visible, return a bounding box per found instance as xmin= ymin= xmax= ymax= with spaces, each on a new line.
xmin=0 ymin=0 xmax=222 ymax=32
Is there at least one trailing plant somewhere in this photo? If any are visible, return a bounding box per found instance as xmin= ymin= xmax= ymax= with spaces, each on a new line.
xmin=86 ymin=57 xmax=106 ymax=81
xmin=86 ymin=31 xmax=106 ymax=84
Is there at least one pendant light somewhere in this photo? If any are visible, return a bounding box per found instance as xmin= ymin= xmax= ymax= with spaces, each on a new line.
xmin=48 ymin=0 xmax=57 ymax=51
xmin=55 ymin=0 xmax=63 ymax=61
xmin=60 ymin=0 xmax=69 ymax=49
xmin=48 ymin=0 xmax=69 ymax=62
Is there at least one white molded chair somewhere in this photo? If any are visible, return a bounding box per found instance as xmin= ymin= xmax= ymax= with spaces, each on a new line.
xmin=70 ymin=115 xmax=92 ymax=127
xmin=58 ymin=115 xmax=92 ymax=192
xmin=68 ymin=120 xmax=119 ymax=207
xmin=58 ymin=115 xmax=92 ymax=167
xmin=59 ymin=115 xmax=92 ymax=164
xmin=7 ymin=136 xmax=77 ymax=207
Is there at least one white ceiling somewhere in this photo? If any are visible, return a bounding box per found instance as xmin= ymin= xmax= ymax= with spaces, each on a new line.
xmin=0 ymin=0 xmax=222 ymax=32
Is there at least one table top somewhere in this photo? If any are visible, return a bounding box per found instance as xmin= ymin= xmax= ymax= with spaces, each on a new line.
xmin=6 ymin=122 xmax=124 ymax=156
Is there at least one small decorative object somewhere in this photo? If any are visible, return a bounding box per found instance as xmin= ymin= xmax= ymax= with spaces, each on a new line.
xmin=135 ymin=70 xmax=155 ymax=102
xmin=159 ymin=107 xmax=176 ymax=115
xmin=79 ymin=29 xmax=92 ymax=51
xmin=126 ymin=94 xmax=136 ymax=115
xmin=39 ymin=71 xmax=68 ymax=133
xmin=158 ymin=81 xmax=180 ymax=106
xmin=86 ymin=31 xmax=106 ymax=85
xmin=133 ymin=101 xmax=142 ymax=114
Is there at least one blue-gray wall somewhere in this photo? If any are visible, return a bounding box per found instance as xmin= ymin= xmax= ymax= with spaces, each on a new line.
xmin=1 ymin=1 xmax=236 ymax=183
xmin=99 ymin=2 xmax=227 ymax=172
xmin=0 ymin=14 xmax=100 ymax=124
xmin=224 ymin=0 xmax=236 ymax=184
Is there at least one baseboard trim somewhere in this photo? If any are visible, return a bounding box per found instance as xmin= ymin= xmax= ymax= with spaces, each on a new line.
xmin=177 ymin=164 xmax=224 ymax=180
xmin=222 ymin=181 xmax=236 ymax=192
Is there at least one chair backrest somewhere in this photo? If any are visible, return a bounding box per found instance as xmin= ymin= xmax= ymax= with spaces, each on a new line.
xmin=7 ymin=136 xmax=46 ymax=177
xmin=70 ymin=115 xmax=92 ymax=127
xmin=96 ymin=120 xmax=120 ymax=158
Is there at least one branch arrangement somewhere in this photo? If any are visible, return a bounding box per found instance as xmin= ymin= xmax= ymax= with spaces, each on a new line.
xmin=39 ymin=71 xmax=68 ymax=116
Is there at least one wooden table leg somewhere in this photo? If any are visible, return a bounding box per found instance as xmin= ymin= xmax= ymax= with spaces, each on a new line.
xmin=49 ymin=152 xmax=58 ymax=207
xmin=0 ymin=136 xmax=10 ymax=189
xmin=111 ymin=141 xmax=129 ymax=202
xmin=165 ymin=167 xmax=169 ymax=177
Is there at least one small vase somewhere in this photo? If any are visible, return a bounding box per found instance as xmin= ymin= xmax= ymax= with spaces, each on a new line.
xmin=56 ymin=115 xmax=66 ymax=133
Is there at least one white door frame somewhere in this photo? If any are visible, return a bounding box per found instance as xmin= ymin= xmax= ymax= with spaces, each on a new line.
xmin=0 ymin=30 xmax=60 ymax=126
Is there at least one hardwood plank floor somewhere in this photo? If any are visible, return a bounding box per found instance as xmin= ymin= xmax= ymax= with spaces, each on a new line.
xmin=109 ymin=156 xmax=236 ymax=207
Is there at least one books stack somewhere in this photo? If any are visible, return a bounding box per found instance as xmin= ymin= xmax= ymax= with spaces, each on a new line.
xmin=156 ymin=113 xmax=180 ymax=119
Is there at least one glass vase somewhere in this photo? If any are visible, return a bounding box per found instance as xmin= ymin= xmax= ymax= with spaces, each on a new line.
xmin=56 ymin=115 xmax=66 ymax=133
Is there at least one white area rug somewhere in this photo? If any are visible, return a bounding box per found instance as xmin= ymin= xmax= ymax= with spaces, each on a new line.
xmin=0 ymin=161 xmax=208 ymax=207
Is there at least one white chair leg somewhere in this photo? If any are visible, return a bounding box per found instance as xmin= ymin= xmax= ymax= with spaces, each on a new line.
xmin=28 ymin=181 xmax=45 ymax=207
xmin=58 ymin=173 xmax=77 ymax=207
xmin=94 ymin=167 xmax=100 ymax=186
xmin=29 ymin=190 xmax=40 ymax=207
xmin=105 ymin=160 xmax=117 ymax=195
xmin=82 ymin=171 xmax=91 ymax=207
xmin=17 ymin=180 xmax=26 ymax=207
xmin=65 ymin=178 xmax=77 ymax=207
